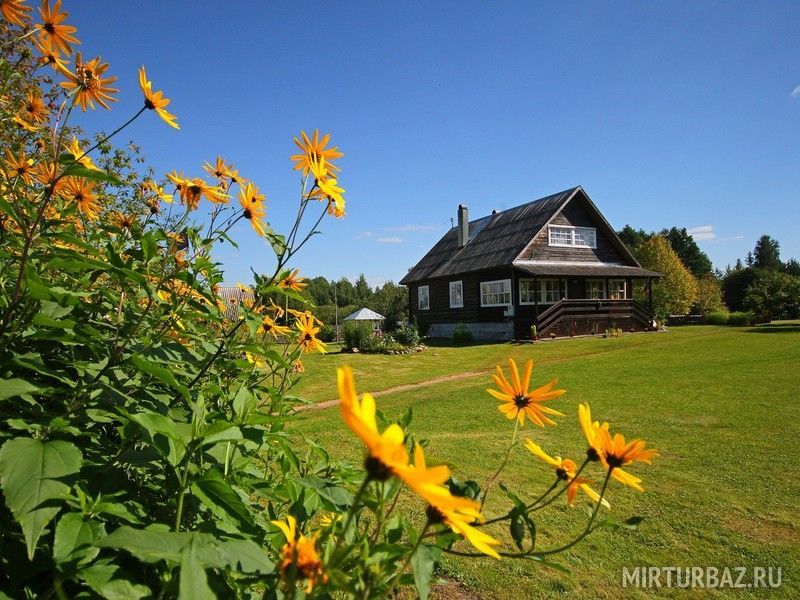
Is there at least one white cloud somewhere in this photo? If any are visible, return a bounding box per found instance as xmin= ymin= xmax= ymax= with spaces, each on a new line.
xmin=376 ymin=237 xmax=402 ymax=243
xmin=387 ymin=224 xmax=439 ymax=232
xmin=357 ymin=231 xmax=374 ymax=239
xmin=687 ymin=225 xmax=716 ymax=242
xmin=791 ymin=85 xmax=800 ymax=98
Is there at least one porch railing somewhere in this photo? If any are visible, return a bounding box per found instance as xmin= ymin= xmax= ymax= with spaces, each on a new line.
xmin=536 ymin=299 xmax=652 ymax=335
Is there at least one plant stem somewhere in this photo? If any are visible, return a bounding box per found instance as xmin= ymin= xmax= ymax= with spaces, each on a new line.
xmin=343 ymin=476 xmax=371 ymax=533
xmin=480 ymin=417 xmax=520 ymax=511
xmin=527 ymin=457 xmax=591 ymax=512
xmin=174 ymin=457 xmax=193 ymax=532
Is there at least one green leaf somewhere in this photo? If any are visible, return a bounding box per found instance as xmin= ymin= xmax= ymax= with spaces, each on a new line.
xmin=0 ymin=378 xmax=42 ymax=401
xmin=179 ymin=537 xmax=215 ymax=600
xmin=141 ymin=231 xmax=157 ymax=262
xmin=214 ymin=538 xmax=274 ymax=574
xmin=191 ymin=469 xmax=254 ymax=529
xmin=411 ymin=544 xmax=436 ymax=600
xmin=97 ymin=526 xmax=190 ymax=563
xmin=60 ymin=162 xmax=123 ymax=186
xmin=78 ymin=561 xmax=150 ymax=599
xmin=53 ymin=512 xmax=105 ymax=566
xmin=127 ymin=411 xmax=190 ymax=466
xmin=510 ymin=510 xmax=526 ymax=550
xmin=0 ymin=438 xmax=82 ymax=559
xmin=130 ymin=355 xmax=190 ymax=402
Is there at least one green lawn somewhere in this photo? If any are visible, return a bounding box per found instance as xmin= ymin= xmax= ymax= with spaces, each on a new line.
xmin=293 ymin=324 xmax=800 ymax=598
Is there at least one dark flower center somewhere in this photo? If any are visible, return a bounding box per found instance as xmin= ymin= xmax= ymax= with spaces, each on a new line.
xmin=144 ymin=99 xmax=155 ymax=110
xmin=364 ymin=456 xmax=392 ymax=481
xmin=426 ymin=505 xmax=445 ymax=524
xmin=606 ymin=453 xmax=624 ymax=469
xmin=243 ymin=209 xmax=252 ymax=219
xmin=513 ymin=395 xmax=530 ymax=409
xmin=586 ymin=447 xmax=600 ymax=462
xmin=555 ymin=468 xmax=569 ymax=481
xmin=44 ymin=23 xmax=55 ymax=34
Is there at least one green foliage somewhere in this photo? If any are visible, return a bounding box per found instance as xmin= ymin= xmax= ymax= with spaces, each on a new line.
xmin=721 ymin=267 xmax=758 ymax=312
xmin=452 ymin=323 xmax=474 ymax=345
xmin=705 ymin=311 xmax=731 ymax=325
xmin=634 ymin=236 xmax=698 ymax=319
xmin=753 ymin=234 xmax=781 ymax=270
xmin=343 ymin=321 xmax=373 ymax=350
xmin=394 ymin=323 xmax=420 ymax=346
xmin=742 ymin=270 xmax=800 ymax=321
xmin=660 ymin=227 xmax=713 ymax=277
xmin=693 ymin=274 xmax=726 ymax=315
xmin=726 ymin=311 xmax=755 ymax=326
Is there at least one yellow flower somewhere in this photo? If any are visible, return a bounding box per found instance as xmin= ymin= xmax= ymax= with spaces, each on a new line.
xmin=338 ymin=368 xmax=501 ymax=558
xmin=4 ymin=149 xmax=34 ymax=184
xmin=278 ymin=268 xmax=307 ymax=292
xmin=271 ymin=515 xmax=327 ymax=594
xmin=185 ymin=177 xmax=228 ymax=208
xmin=579 ymin=403 xmax=657 ymax=492
xmin=1 ymin=0 xmax=32 ymax=26
xmin=309 ymin=175 xmax=346 ymax=218
xmin=524 ymin=439 xmax=610 ymax=508
xmin=66 ymin=136 xmax=100 ymax=171
xmin=59 ymin=176 xmax=100 ymax=221
xmin=257 ymin=314 xmax=291 ymax=339
xmin=203 ymin=156 xmax=232 ymax=181
xmin=296 ymin=313 xmax=326 ymax=353
xmin=112 ymin=211 xmax=137 ymax=231
xmin=318 ymin=512 xmax=339 ymax=527
xmin=142 ymin=179 xmax=173 ymax=203
xmin=487 ymin=359 xmax=565 ymax=427
xmin=337 ymin=366 xmax=408 ymax=478
xmin=32 ymin=36 xmax=68 ymax=72
xmin=237 ymin=182 xmax=266 ymax=236
xmin=291 ymin=359 xmax=305 ymax=374
xmin=138 ymin=66 xmax=178 ymax=129
xmin=60 ymin=52 xmax=118 ymax=111
xmin=291 ymin=129 xmax=343 ymax=177
xmin=12 ymin=114 xmax=39 ymax=132
xmin=37 ymin=0 xmax=79 ymax=56
xmin=21 ymin=90 xmax=48 ymax=124
xmin=245 ymin=351 xmax=267 ymax=369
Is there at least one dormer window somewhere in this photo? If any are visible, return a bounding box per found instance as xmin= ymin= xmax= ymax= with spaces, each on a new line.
xmin=548 ymin=225 xmax=597 ymax=249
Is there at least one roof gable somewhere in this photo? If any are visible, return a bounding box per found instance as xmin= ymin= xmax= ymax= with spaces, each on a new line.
xmin=514 ymin=188 xmax=642 ymax=267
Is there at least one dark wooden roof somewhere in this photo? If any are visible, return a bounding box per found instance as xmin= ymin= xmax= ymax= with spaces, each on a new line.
xmin=514 ymin=262 xmax=661 ymax=278
xmin=400 ymin=187 xmax=579 ymax=284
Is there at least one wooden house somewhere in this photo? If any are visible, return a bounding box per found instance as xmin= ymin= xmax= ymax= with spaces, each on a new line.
xmin=399 ymin=186 xmax=660 ymax=340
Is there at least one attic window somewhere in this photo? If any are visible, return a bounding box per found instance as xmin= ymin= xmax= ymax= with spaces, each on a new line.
xmin=548 ymin=225 xmax=597 ymax=249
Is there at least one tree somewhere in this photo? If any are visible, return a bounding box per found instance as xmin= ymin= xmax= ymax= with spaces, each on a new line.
xmin=783 ymin=258 xmax=800 ymax=277
xmin=354 ymin=274 xmax=372 ymax=302
xmin=752 ymin=235 xmax=781 ymax=270
xmin=660 ymin=227 xmax=713 ymax=277
xmin=693 ymin=274 xmax=725 ymax=315
xmin=634 ymin=236 xmax=698 ymax=319
xmin=743 ymin=270 xmax=800 ymax=321
xmin=305 ymin=276 xmax=332 ymax=306
xmin=721 ymin=267 xmax=758 ymax=312
xmin=368 ymin=281 xmax=408 ymax=331
xmin=617 ymin=225 xmax=651 ymax=252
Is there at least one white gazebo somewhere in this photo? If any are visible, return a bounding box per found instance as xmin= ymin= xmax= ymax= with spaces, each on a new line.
xmin=343 ymin=307 xmax=385 ymax=333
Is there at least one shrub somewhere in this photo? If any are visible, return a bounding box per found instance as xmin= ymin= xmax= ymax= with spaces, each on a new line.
xmin=727 ymin=311 xmax=754 ymax=326
xmin=452 ymin=322 xmax=474 ymax=344
xmin=318 ymin=323 xmax=337 ymax=342
xmin=604 ymin=327 xmax=623 ymax=338
xmin=705 ymin=311 xmax=730 ymax=325
xmin=343 ymin=321 xmax=372 ymax=350
xmin=394 ymin=323 xmax=420 ymax=346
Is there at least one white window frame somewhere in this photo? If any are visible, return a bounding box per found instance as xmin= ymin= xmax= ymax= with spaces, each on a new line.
xmin=608 ymin=279 xmax=626 ymax=300
xmin=480 ymin=279 xmax=511 ymax=307
xmin=541 ymin=279 xmax=567 ymax=304
xmin=417 ymin=285 xmax=430 ymax=310
xmin=449 ymin=280 xmax=464 ymax=308
xmin=586 ymin=279 xmax=606 ymax=300
xmin=548 ymin=225 xmax=597 ymax=249
xmin=519 ymin=279 xmax=538 ymax=305
xmin=518 ymin=278 xmax=568 ymax=305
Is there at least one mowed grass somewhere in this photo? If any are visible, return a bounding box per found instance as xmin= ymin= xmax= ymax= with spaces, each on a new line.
xmin=292 ymin=324 xmax=800 ymax=598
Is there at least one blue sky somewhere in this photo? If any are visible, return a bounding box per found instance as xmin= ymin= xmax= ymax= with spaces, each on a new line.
xmin=69 ymin=1 xmax=800 ymax=285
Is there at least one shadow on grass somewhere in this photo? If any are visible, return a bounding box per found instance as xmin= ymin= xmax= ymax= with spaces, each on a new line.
xmin=423 ymin=338 xmax=519 ymax=348
xmin=743 ymin=323 xmax=800 ymax=334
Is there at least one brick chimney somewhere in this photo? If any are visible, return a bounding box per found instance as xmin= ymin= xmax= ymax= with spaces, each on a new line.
xmin=458 ymin=204 xmax=469 ymax=247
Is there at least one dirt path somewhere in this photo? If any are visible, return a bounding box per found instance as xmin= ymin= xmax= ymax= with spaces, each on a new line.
xmin=296 ymin=369 xmax=489 ymax=412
